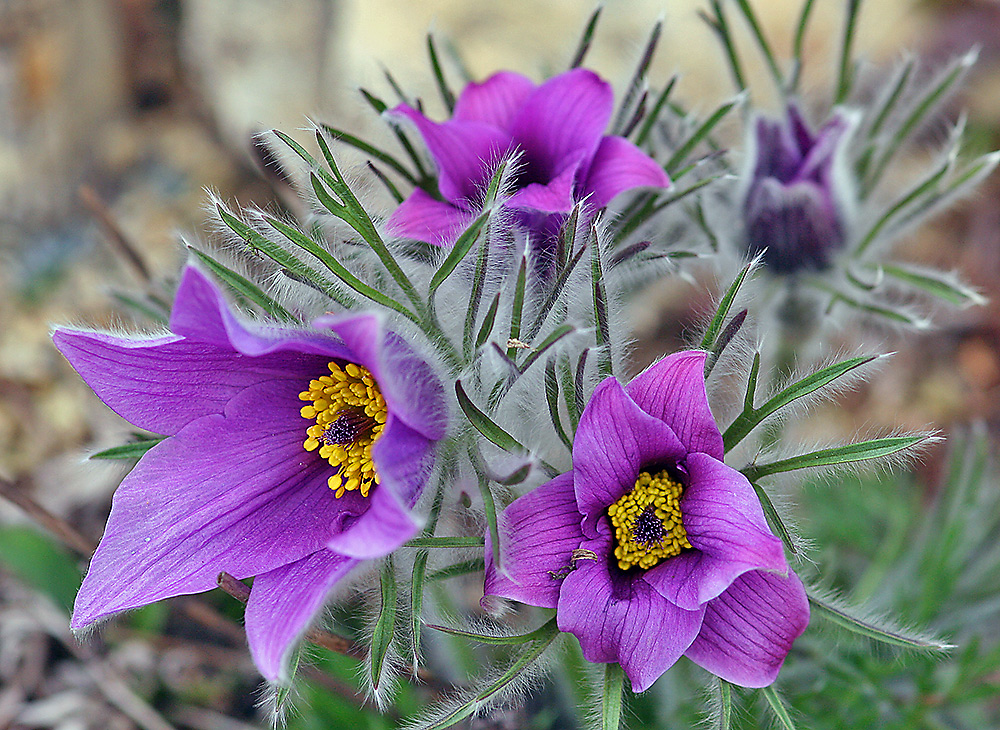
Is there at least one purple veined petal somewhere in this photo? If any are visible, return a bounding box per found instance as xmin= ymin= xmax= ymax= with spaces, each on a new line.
xmin=71 ymin=379 xmax=351 ymax=629
xmin=52 ymin=328 xmax=326 ymax=437
xmin=642 ymin=452 xmax=787 ymax=610
xmin=573 ymin=376 xmax=687 ymax=537
xmin=505 ymin=155 xmax=582 ymax=214
xmin=509 ymin=68 xmax=614 ymax=182
xmin=313 ymin=313 xmax=447 ymax=443
xmin=581 ymin=135 xmax=671 ymax=209
xmin=684 ymin=569 xmax=810 ymax=687
xmin=386 ymin=188 xmax=476 ymax=246
xmin=625 ymin=351 xmax=725 ymax=461
xmin=453 ymin=71 xmax=536 ymax=129
xmin=389 ymin=105 xmax=514 ymax=205
xmin=245 ymin=549 xmax=359 ymax=682
xmin=324 ymin=414 xmax=429 ymax=559
xmin=483 ymin=472 xmax=584 ymax=610
xmin=557 ymin=529 xmax=705 ymax=693
xmin=171 ymin=266 xmax=355 ymax=361
xmin=795 ymin=113 xmax=853 ymax=185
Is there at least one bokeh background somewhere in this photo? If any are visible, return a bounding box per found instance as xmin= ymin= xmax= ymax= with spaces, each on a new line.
xmin=2 ymin=1 xmax=1000 ymax=728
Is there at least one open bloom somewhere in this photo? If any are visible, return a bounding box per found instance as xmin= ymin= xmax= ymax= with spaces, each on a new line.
xmin=387 ymin=68 xmax=670 ymax=247
xmin=53 ymin=266 xmax=446 ymax=682
xmin=483 ymin=351 xmax=808 ymax=691
xmin=743 ymin=105 xmax=855 ymax=273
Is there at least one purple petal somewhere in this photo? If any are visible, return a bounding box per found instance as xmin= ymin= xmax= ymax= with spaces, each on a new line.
xmin=389 ymin=105 xmax=513 ymax=205
xmin=573 ymin=377 xmax=686 ymax=537
xmin=581 ymin=136 xmax=671 ymax=208
xmin=454 ymin=71 xmax=536 ymax=129
xmin=52 ymin=328 xmax=326 ymax=437
xmin=71 ymin=380 xmax=352 ymax=628
xmin=324 ymin=414 xmax=430 ymax=559
xmin=625 ymin=351 xmax=725 ymax=460
xmin=505 ymin=155 xmax=582 ymax=214
xmin=483 ymin=472 xmax=583 ymax=609
xmin=642 ymin=453 xmax=787 ymax=609
xmin=245 ymin=550 xmax=358 ymax=682
xmin=510 ymin=69 xmax=613 ymax=181
xmin=558 ymin=530 xmax=705 ymax=692
xmin=387 ymin=188 xmax=475 ymax=246
xmin=313 ymin=313 xmax=447 ymax=443
xmin=685 ymin=570 xmax=809 ymax=687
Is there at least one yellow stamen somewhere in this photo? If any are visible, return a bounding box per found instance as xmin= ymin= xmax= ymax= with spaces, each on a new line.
xmin=299 ymin=361 xmax=387 ymax=498
xmin=608 ymin=469 xmax=691 ymax=571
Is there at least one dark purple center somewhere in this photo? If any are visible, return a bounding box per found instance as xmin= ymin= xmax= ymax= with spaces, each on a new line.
xmin=322 ymin=409 xmax=375 ymax=445
xmin=631 ymin=507 xmax=665 ymax=547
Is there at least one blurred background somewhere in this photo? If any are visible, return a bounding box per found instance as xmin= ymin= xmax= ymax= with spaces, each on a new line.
xmin=1 ymin=0 xmax=1000 ymax=728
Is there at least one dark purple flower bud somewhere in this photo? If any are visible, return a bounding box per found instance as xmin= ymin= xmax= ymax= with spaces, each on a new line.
xmin=743 ymin=105 xmax=855 ymax=274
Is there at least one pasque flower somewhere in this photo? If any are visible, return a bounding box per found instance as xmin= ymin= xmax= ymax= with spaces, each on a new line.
xmin=388 ymin=68 xmax=670 ymax=247
xmin=743 ymin=104 xmax=855 ymax=273
xmin=483 ymin=351 xmax=809 ymax=691
xmin=53 ymin=266 xmax=446 ymax=682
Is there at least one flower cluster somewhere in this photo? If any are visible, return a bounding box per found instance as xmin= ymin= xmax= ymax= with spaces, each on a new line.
xmin=50 ymin=6 xmax=989 ymax=727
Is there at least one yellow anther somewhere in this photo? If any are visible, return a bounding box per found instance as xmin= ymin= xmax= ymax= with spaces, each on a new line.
xmin=301 ymin=360 xmax=387 ymax=498
xmin=608 ymin=469 xmax=691 ymax=571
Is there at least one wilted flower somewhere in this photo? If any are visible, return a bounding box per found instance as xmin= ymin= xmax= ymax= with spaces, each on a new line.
xmin=483 ymin=351 xmax=809 ymax=691
xmin=53 ymin=266 xmax=446 ymax=682
xmin=743 ymin=105 xmax=855 ymax=274
xmin=388 ymin=68 xmax=670 ymax=248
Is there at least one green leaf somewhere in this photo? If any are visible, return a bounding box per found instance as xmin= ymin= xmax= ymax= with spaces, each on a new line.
xmin=318 ymin=123 xmax=418 ymax=185
xmin=90 ymin=437 xmax=164 ymax=461
xmin=700 ymin=1 xmax=747 ymax=92
xmin=732 ymin=0 xmax=783 ymax=90
xmin=464 ymin=226 xmax=494 ymax=359
xmin=700 ymin=260 xmax=755 ymax=352
xmin=715 ymin=678 xmax=733 ymax=730
xmin=474 ymin=292 xmax=501 ymax=352
xmin=545 ymin=356 xmax=573 ymax=451
xmin=519 ymin=324 xmax=576 ymax=374
xmin=787 ymin=0 xmax=817 ymax=93
xmin=569 ymin=6 xmax=602 ymax=69
xmin=834 ymin=0 xmax=862 ymax=104
xmin=188 ymin=248 xmax=296 ymax=323
xmin=425 ymin=558 xmax=485 ymax=582
xmin=808 ymin=590 xmax=953 ymax=650
xmin=455 ymin=380 xmax=523 ymax=454
xmin=370 ymin=557 xmax=397 ymax=690
xmin=751 ymin=481 xmax=797 ymax=555
xmin=591 ymin=233 xmax=611 ymax=377
xmin=506 ymin=258 xmax=527 ymax=358
xmin=474 ymin=458 xmax=502 ymax=572
xmin=635 ymin=75 xmax=678 ymax=146
xmin=742 ymin=435 xmax=928 ymax=481
xmin=423 ymin=619 xmax=559 ymax=730
xmin=760 ymin=686 xmax=797 ymax=730
xmin=602 ymin=663 xmax=625 ymax=730
xmin=611 ymin=19 xmax=662 ymax=136
xmin=664 ymin=95 xmax=741 ymax=175
xmin=429 ymin=212 xmax=489 ymax=293
xmin=426 ymin=619 xmax=557 ymax=646
xmin=703 ymin=309 xmax=747 ymax=379
xmin=0 ymin=527 xmax=81 ymax=612
xmin=878 ymin=264 xmax=986 ymax=307
xmin=426 ymin=34 xmax=456 ymax=112
xmin=723 ymin=355 xmax=877 ymax=451
xmin=525 ymin=243 xmax=588 ymax=341
xmin=404 ymin=536 xmax=485 ymax=549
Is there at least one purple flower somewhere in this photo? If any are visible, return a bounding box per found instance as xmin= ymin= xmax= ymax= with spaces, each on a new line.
xmin=387 ymin=68 xmax=671 ymax=247
xmin=483 ymin=351 xmax=808 ymax=691
xmin=744 ymin=105 xmax=854 ymax=273
xmin=53 ymin=266 xmax=446 ymax=682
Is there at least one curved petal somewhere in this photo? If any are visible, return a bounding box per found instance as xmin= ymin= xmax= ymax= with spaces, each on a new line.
xmin=483 ymin=472 xmax=583 ymax=610
xmin=625 ymin=351 xmax=725 ymax=460
xmin=245 ymin=550 xmax=359 ymax=682
xmin=573 ymin=377 xmax=686 ymax=537
xmin=324 ymin=414 xmax=430 ymax=559
xmin=510 ymin=69 xmax=613 ymax=181
xmin=685 ymin=570 xmax=809 ymax=687
xmin=71 ymin=380 xmax=350 ymax=628
xmin=642 ymin=453 xmax=787 ymax=609
xmin=313 ymin=314 xmax=447 ymax=443
xmin=387 ymin=188 xmax=475 ymax=246
xmin=389 ymin=105 xmax=513 ymax=205
xmin=454 ymin=71 xmax=536 ymax=129
xmin=582 ymin=136 xmax=671 ymax=208
xmin=558 ymin=530 xmax=705 ymax=692
xmin=505 ymin=155 xmax=582 ymax=214
xmin=53 ymin=328 xmax=313 ymax=435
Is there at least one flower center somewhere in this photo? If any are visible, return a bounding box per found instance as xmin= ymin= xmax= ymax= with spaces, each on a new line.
xmin=299 ymin=361 xmax=387 ymax=498
xmin=608 ymin=470 xmax=691 ymax=571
